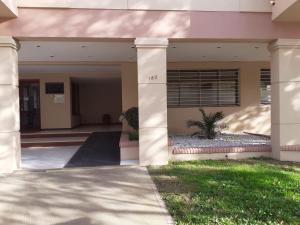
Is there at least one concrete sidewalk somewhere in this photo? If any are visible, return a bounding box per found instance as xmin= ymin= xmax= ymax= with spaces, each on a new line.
xmin=0 ymin=166 xmax=173 ymax=225
xmin=22 ymin=146 xmax=79 ymax=170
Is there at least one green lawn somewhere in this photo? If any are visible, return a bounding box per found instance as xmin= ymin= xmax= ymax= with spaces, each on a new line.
xmin=149 ymin=159 xmax=300 ymax=225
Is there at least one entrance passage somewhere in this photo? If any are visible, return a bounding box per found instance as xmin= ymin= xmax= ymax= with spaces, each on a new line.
xmin=66 ymin=131 xmax=121 ymax=167
xmin=19 ymin=80 xmax=41 ymax=130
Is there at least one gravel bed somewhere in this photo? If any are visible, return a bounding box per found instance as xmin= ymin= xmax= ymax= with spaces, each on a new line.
xmin=170 ymin=134 xmax=271 ymax=148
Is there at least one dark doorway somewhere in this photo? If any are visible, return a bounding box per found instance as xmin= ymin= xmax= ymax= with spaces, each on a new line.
xmin=19 ymin=80 xmax=41 ymax=131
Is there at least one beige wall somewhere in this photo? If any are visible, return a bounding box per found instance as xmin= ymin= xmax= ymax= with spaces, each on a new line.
xmin=121 ymin=63 xmax=138 ymax=131
xmin=20 ymin=74 xmax=73 ymax=129
xmin=121 ymin=61 xmax=271 ymax=136
xmin=41 ymin=76 xmax=72 ymax=129
xmin=20 ymin=61 xmax=270 ymax=134
xmin=168 ymin=62 xmax=271 ymax=135
xmin=18 ymin=0 xmax=271 ymax=12
xmin=79 ymin=80 xmax=122 ymax=124
xmin=20 ymin=73 xmax=122 ymax=129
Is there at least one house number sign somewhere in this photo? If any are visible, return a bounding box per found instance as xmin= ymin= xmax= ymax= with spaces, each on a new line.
xmin=149 ymin=75 xmax=158 ymax=81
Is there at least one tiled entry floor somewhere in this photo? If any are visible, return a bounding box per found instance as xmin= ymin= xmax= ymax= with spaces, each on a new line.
xmin=21 ymin=146 xmax=80 ymax=170
xmin=21 ymin=125 xmax=123 ymax=170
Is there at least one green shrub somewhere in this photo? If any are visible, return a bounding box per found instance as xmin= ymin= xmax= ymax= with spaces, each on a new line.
xmin=187 ymin=108 xmax=224 ymax=139
xmin=128 ymin=131 xmax=139 ymax=141
xmin=121 ymin=107 xmax=138 ymax=130
xmin=121 ymin=107 xmax=139 ymax=140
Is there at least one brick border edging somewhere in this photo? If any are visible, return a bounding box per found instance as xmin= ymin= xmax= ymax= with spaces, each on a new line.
xmin=120 ymin=132 xmax=300 ymax=155
xmin=119 ymin=132 xmax=173 ymax=148
xmin=119 ymin=131 xmax=273 ymax=155
xmin=281 ymin=145 xmax=300 ymax=152
xmin=172 ymin=145 xmax=272 ymax=155
xmin=119 ymin=133 xmax=139 ymax=148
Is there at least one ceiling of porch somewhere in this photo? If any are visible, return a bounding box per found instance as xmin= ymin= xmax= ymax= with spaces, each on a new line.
xmin=18 ymin=40 xmax=270 ymax=74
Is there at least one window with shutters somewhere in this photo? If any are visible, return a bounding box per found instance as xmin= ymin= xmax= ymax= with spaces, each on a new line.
xmin=167 ymin=69 xmax=240 ymax=107
xmin=260 ymin=69 xmax=271 ymax=104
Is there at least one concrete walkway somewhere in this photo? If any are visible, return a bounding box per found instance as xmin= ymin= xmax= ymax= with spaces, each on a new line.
xmin=22 ymin=146 xmax=79 ymax=170
xmin=0 ymin=166 xmax=173 ymax=225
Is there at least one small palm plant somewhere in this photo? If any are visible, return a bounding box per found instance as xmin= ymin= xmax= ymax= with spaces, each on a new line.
xmin=187 ymin=108 xmax=224 ymax=139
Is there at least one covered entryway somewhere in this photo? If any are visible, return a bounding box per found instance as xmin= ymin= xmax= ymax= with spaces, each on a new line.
xmin=1 ymin=36 xmax=300 ymax=173
xmin=18 ymin=40 xmax=128 ymax=170
xmin=17 ymin=38 xmax=274 ymax=170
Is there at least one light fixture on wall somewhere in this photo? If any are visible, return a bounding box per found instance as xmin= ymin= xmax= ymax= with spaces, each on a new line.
xmin=270 ymin=0 xmax=275 ymax=6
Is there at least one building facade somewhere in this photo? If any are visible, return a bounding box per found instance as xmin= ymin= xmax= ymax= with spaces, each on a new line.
xmin=0 ymin=0 xmax=300 ymax=172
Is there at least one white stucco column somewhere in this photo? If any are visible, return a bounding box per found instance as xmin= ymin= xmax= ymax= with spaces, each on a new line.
xmin=0 ymin=36 xmax=20 ymax=173
xmin=269 ymin=39 xmax=300 ymax=162
xmin=135 ymin=38 xmax=169 ymax=166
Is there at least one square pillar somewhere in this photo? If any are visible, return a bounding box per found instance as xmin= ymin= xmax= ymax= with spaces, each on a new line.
xmin=135 ymin=38 xmax=169 ymax=166
xmin=0 ymin=36 xmax=20 ymax=173
xmin=269 ymin=39 xmax=300 ymax=162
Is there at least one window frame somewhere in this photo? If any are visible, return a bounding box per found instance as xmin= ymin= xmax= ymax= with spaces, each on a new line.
xmin=260 ymin=69 xmax=271 ymax=105
xmin=167 ymin=69 xmax=241 ymax=108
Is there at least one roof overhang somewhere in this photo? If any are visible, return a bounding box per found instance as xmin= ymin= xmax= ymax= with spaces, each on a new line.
xmin=272 ymin=0 xmax=300 ymax=22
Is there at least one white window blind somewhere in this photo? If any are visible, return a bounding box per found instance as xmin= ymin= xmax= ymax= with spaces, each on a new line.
xmin=167 ymin=69 xmax=240 ymax=107
xmin=260 ymin=69 xmax=271 ymax=104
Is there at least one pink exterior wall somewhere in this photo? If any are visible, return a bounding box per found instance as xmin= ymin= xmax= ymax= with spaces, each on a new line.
xmin=0 ymin=8 xmax=300 ymax=39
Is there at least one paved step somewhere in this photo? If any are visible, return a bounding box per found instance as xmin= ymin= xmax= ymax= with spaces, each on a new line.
xmin=22 ymin=141 xmax=86 ymax=148
xmin=21 ymin=132 xmax=91 ymax=139
xmin=21 ymin=135 xmax=89 ymax=148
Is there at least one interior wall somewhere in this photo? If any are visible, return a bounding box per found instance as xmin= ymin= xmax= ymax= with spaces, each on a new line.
xmin=121 ymin=63 xmax=138 ymax=131
xmin=70 ymin=82 xmax=81 ymax=128
xmin=79 ymin=79 xmax=122 ymax=124
xmin=19 ymin=74 xmax=72 ymax=129
xmin=121 ymin=61 xmax=271 ymax=135
xmin=19 ymin=73 xmax=122 ymax=129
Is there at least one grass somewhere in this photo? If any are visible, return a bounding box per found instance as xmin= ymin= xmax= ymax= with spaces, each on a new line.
xmin=149 ymin=159 xmax=300 ymax=225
